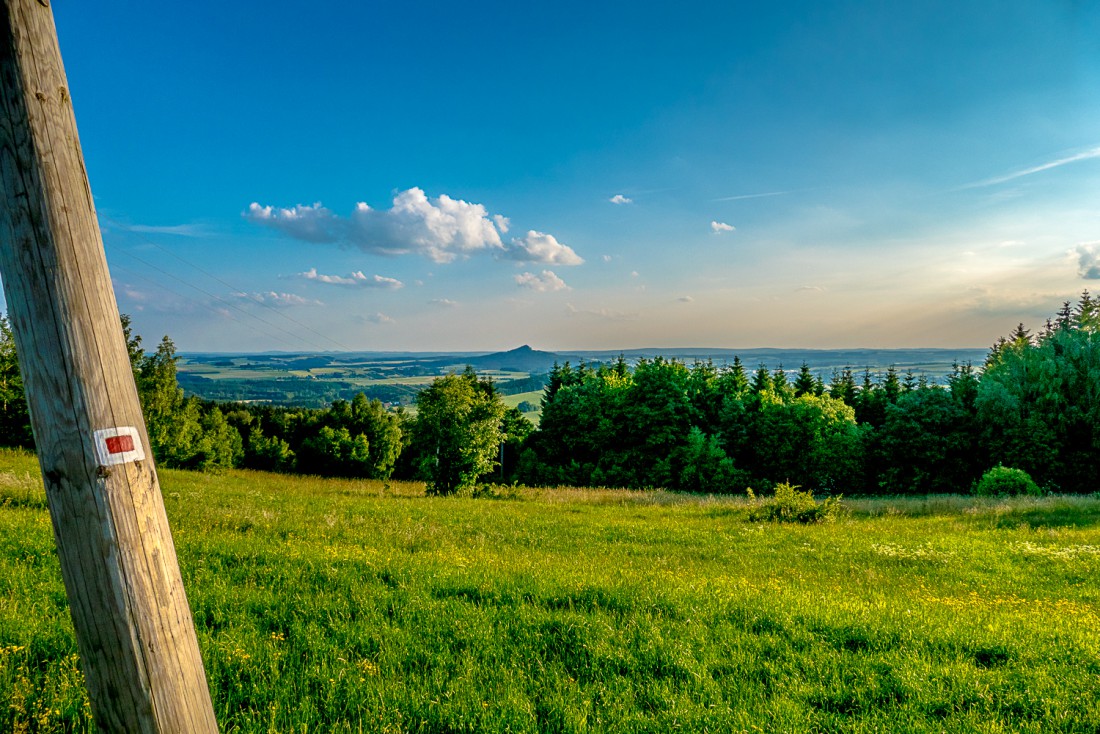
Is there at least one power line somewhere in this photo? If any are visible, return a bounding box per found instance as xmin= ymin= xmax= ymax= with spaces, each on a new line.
xmin=142 ymin=241 xmax=354 ymax=352
xmin=110 ymin=248 xmax=333 ymax=352
xmin=108 ymin=261 xmax=303 ymax=350
xmin=100 ymin=215 xmax=356 ymax=352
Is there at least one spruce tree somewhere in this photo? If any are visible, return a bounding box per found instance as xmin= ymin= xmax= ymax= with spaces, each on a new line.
xmin=750 ymin=364 xmax=773 ymax=394
xmin=793 ymin=363 xmax=817 ymax=397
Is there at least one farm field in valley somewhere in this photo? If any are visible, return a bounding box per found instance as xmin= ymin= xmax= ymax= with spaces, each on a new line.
xmin=1 ymin=448 xmax=1098 ymax=732
xmin=172 ymin=346 xmax=988 ymax=409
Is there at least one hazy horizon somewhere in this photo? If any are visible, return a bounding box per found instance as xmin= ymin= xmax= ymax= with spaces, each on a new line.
xmin=1 ymin=2 xmax=1097 ymax=352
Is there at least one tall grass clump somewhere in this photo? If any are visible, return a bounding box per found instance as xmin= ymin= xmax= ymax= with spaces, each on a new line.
xmin=746 ymin=481 xmax=842 ymax=523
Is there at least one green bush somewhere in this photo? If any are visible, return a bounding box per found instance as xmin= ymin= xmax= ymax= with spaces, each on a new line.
xmin=747 ymin=481 xmax=842 ymax=523
xmin=973 ymin=465 xmax=1042 ymax=497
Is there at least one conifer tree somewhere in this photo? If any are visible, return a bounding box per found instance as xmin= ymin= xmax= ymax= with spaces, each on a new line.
xmin=750 ymin=364 xmax=773 ymax=394
xmin=793 ymin=363 xmax=817 ymax=397
xmin=829 ymin=367 xmax=857 ymax=406
xmin=0 ymin=315 xmax=32 ymax=448
xmin=718 ymin=356 xmax=750 ymax=397
xmin=771 ymin=365 xmax=794 ymax=399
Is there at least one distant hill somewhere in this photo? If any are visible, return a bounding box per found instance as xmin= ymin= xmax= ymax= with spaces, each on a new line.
xmin=430 ymin=345 xmax=561 ymax=373
xmin=565 ymin=347 xmax=989 ymax=375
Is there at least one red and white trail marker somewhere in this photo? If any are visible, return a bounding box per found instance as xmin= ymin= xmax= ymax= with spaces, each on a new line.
xmin=93 ymin=427 xmax=146 ymax=466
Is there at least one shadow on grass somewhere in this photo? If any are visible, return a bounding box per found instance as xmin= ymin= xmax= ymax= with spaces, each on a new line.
xmin=846 ymin=494 xmax=1100 ymax=529
xmin=989 ymin=503 xmax=1100 ymax=529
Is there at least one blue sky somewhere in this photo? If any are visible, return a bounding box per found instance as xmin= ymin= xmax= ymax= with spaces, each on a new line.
xmin=3 ymin=1 xmax=1098 ymax=352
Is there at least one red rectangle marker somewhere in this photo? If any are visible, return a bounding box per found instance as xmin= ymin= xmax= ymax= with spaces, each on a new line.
xmin=105 ymin=435 xmax=135 ymax=454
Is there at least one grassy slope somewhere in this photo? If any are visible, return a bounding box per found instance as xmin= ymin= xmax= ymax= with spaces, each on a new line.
xmin=1 ymin=449 xmax=1098 ymax=733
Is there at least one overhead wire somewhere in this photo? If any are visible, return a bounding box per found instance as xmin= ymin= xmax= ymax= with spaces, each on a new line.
xmin=99 ymin=212 xmax=356 ymax=352
xmin=108 ymin=247 xmax=333 ymax=352
xmin=107 ymin=260 xmax=303 ymax=350
xmin=142 ymin=241 xmax=354 ymax=352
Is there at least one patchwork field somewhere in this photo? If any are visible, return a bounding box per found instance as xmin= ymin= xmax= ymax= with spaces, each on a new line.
xmin=1 ymin=448 xmax=1098 ymax=732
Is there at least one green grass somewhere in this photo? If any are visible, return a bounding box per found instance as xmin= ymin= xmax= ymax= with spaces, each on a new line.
xmin=1 ymin=448 xmax=1099 ymax=732
xmin=502 ymin=390 xmax=543 ymax=425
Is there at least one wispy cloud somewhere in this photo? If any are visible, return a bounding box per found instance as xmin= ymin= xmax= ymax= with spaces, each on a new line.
xmin=710 ymin=191 xmax=788 ymax=202
xmin=296 ymin=267 xmax=403 ymax=289
xmin=967 ymin=146 xmax=1100 ymax=188
xmin=796 ymin=285 xmax=827 ymax=293
xmin=677 ymin=295 xmax=694 ymax=303
xmin=609 ymin=194 xmax=633 ymax=205
xmin=236 ymin=291 xmax=322 ymax=307
xmin=430 ymin=298 xmax=458 ymax=308
xmin=710 ymin=221 xmax=735 ymax=233
xmin=109 ymin=221 xmax=207 ymax=238
xmin=515 ymin=270 xmax=569 ymax=292
xmin=359 ymin=312 xmax=395 ymax=324
xmin=246 ymin=187 xmax=579 ymax=265
xmin=565 ymin=303 xmax=640 ymax=321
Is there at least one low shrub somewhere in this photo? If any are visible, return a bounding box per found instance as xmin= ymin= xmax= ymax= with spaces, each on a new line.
xmin=972 ymin=465 xmax=1042 ymax=497
xmin=747 ymin=481 xmax=842 ymax=523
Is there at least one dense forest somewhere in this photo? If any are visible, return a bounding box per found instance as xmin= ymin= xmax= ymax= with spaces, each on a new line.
xmin=1 ymin=294 xmax=1097 ymax=495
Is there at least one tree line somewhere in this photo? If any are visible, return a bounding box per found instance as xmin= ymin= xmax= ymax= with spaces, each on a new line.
xmin=523 ymin=293 xmax=1098 ymax=495
xmin=1 ymin=293 xmax=1097 ymax=495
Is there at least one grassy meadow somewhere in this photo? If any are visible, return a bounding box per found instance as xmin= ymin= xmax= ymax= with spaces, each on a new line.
xmin=1 ymin=448 xmax=1099 ymax=732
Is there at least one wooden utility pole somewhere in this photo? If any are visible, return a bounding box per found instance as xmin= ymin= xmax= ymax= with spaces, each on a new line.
xmin=0 ymin=2 xmax=218 ymax=732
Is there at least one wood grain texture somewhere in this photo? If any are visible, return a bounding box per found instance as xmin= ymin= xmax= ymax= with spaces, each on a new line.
xmin=0 ymin=2 xmax=219 ymax=731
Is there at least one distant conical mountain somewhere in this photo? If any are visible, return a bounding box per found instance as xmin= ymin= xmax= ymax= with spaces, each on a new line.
xmin=449 ymin=345 xmax=560 ymax=373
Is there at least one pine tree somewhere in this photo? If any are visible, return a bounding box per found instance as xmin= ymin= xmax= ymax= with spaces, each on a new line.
xmin=119 ymin=313 xmax=144 ymax=379
xmin=1075 ymin=290 xmax=1098 ymax=331
xmin=1009 ymin=323 xmax=1032 ymax=347
xmin=829 ymin=367 xmax=857 ymax=406
xmin=883 ymin=366 xmax=901 ymax=404
xmin=771 ymin=365 xmax=793 ymax=399
xmin=750 ymin=364 xmax=773 ymax=394
xmin=793 ymin=363 xmax=817 ymax=397
xmin=719 ymin=356 xmax=750 ymax=397
xmin=902 ymin=369 xmax=918 ymax=392
xmin=0 ymin=315 xmax=32 ymax=448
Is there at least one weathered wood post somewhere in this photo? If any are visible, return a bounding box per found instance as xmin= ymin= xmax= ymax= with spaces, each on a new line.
xmin=0 ymin=1 xmax=219 ymax=731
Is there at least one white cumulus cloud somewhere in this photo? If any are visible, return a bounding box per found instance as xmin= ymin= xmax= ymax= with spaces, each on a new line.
xmin=430 ymin=298 xmax=458 ymax=308
xmin=247 ymin=188 xmax=579 ymax=266
xmin=245 ymin=203 xmax=340 ymax=243
xmin=515 ymin=270 xmax=569 ymax=292
xmin=711 ymin=220 xmax=735 ymax=233
xmin=505 ymin=231 xmax=584 ymax=266
xmin=1077 ymin=242 xmax=1100 ymax=280
xmin=296 ymin=268 xmax=403 ymax=289
xmin=609 ymin=194 xmax=633 ymax=205
xmin=361 ymin=312 xmax=395 ymax=324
